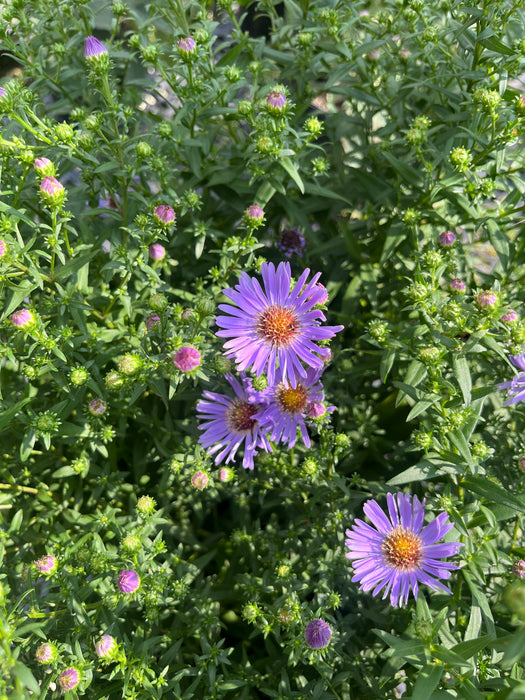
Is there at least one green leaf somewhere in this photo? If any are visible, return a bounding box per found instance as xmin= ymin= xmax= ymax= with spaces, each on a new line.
xmin=279 ymin=157 xmax=305 ymax=194
xmin=406 ymin=396 xmax=440 ymax=421
xmin=462 ymin=476 xmax=525 ymax=512
xmin=451 ymin=634 xmax=495 ymax=660
xmin=462 ymin=570 xmax=495 ymax=634
xmin=8 ymin=509 xmax=24 ymax=534
xmin=12 ymin=662 xmax=40 ymax=694
xmin=380 ymin=348 xmax=396 ymax=382
xmin=501 ymin=627 xmax=525 ymax=667
xmin=453 ymin=356 xmax=471 ymax=406
xmin=409 ymin=664 xmax=443 ymax=700
xmin=449 ymin=429 xmax=474 ymax=469
xmin=0 ymin=398 xmax=32 ymax=432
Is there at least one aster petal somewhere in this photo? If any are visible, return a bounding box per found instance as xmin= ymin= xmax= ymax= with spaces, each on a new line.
xmin=387 ymin=493 xmax=400 ymax=527
xmin=363 ymin=500 xmax=392 ymax=534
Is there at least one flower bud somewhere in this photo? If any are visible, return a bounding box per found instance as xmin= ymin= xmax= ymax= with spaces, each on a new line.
xmin=135 ymin=141 xmax=153 ymax=158
xmin=121 ymin=534 xmax=141 ymax=553
xmin=118 ymin=569 xmax=140 ymax=593
xmin=450 ymin=278 xmax=466 ymax=294
xmin=149 ymin=243 xmax=166 ymax=260
xmin=40 ymin=176 xmax=65 ymax=206
xmin=178 ymin=36 xmax=196 ymax=59
xmin=307 ymin=401 xmax=326 ymax=418
xmin=146 ymin=314 xmax=161 ymax=330
xmin=84 ymin=35 xmax=110 ymax=72
xmin=191 ymin=470 xmax=209 ymax=489
xmin=149 ymin=293 xmax=169 ymax=312
xmin=88 ymin=398 xmax=107 ymax=416
xmin=475 ymin=289 xmax=498 ymax=310
xmin=304 ymin=619 xmax=332 ymax=649
xmin=265 ymin=89 xmax=287 ymax=114
xmin=58 ymin=668 xmax=80 ymax=692
xmin=33 ymin=157 xmax=55 ymax=177
xmin=70 ymin=367 xmax=89 ymax=386
xmin=173 ymin=346 xmax=201 ymax=372
xmin=519 ymin=456 xmax=525 ymax=472
xmin=0 ymin=240 xmax=6 ymax=258
xmin=244 ymin=204 xmax=265 ymax=229
xmin=153 ymin=204 xmax=176 ymax=227
xmin=54 ymin=123 xmax=75 ymax=143
xmin=438 ymin=230 xmax=456 ymax=247
xmin=35 ymin=643 xmax=58 ymax=664
xmin=218 ymin=467 xmax=234 ymax=482
xmin=118 ymin=354 xmax=142 ymax=375
xmin=11 ymin=309 xmax=35 ymax=328
xmin=501 ymin=309 xmax=519 ymax=324
xmin=450 ymin=146 xmax=471 ymax=172
xmin=514 ymin=561 xmax=525 ymax=579
xmin=94 ymin=634 xmax=117 ymax=659
xmin=136 ymin=495 xmax=156 ymax=515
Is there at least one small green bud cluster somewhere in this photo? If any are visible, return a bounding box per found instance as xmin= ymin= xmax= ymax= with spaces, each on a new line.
xmin=473 ymin=88 xmax=501 ymax=112
xmin=450 ymin=147 xmax=471 ymax=172
xmin=367 ymin=319 xmax=389 ymax=342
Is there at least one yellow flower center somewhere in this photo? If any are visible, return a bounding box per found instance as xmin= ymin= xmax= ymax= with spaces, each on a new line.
xmin=382 ymin=527 xmax=423 ymax=570
xmin=226 ymin=399 xmax=258 ymax=433
xmin=276 ymin=384 xmax=308 ymax=414
xmin=256 ymin=305 xmax=298 ymax=347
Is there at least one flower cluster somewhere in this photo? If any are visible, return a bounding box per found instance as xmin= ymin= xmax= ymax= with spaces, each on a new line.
xmin=500 ymin=352 xmax=525 ymax=405
xmin=197 ymin=262 xmax=343 ymax=469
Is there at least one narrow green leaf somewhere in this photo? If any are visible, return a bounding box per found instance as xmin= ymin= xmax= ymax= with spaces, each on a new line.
xmin=279 ymin=157 xmax=305 ymax=194
xmin=411 ymin=663 xmax=443 ymax=700
xmin=453 ymin=356 xmax=471 ymax=405
xmin=451 ymin=633 xmax=495 ymax=660
xmin=12 ymin=662 xmax=40 ymax=694
xmin=380 ymin=348 xmax=396 ymax=382
xmin=406 ymin=397 xmax=440 ymax=422
xmin=462 ymin=476 xmax=525 ymax=512
xmin=0 ymin=398 xmax=32 ymax=432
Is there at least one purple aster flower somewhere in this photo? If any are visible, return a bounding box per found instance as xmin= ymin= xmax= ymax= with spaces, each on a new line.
xmin=215 ymin=261 xmax=344 ymax=387
xmin=345 ymin=492 xmax=463 ymax=607
xmin=500 ymin=372 xmax=525 ymax=405
xmin=510 ymin=353 xmax=525 ymax=371
xmin=305 ymin=619 xmax=332 ymax=649
xmin=84 ymin=36 xmax=108 ymax=60
xmin=258 ymin=367 xmax=332 ymax=449
xmin=58 ymin=667 xmax=80 ymax=692
xmin=196 ymin=373 xmax=271 ymax=470
xmin=118 ymin=569 xmax=140 ymax=593
xmin=277 ymin=226 xmax=306 ymax=258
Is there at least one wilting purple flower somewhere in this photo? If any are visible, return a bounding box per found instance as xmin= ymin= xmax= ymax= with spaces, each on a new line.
xmin=11 ymin=309 xmax=35 ymax=328
xmin=0 ymin=240 xmax=6 ymax=258
xmin=149 ymin=243 xmax=166 ymax=260
xmin=178 ymin=36 xmax=196 ymax=56
xmin=146 ymin=314 xmax=161 ymax=330
xmin=197 ymin=373 xmax=271 ymax=470
xmin=118 ymin=569 xmax=140 ymax=593
xmin=476 ymin=289 xmax=498 ymax=309
xmin=305 ymin=619 xmax=332 ymax=649
xmin=216 ymin=262 xmax=344 ymax=387
xmin=154 ymin=204 xmax=175 ymax=226
xmin=345 ymin=492 xmax=463 ymax=607
xmin=58 ymin=668 xmax=80 ymax=692
xmin=449 ymin=278 xmax=466 ymax=294
xmin=501 ymin=309 xmax=519 ymax=324
xmin=35 ymin=643 xmax=57 ymax=664
xmin=88 ymin=398 xmax=106 ymax=416
xmin=258 ymin=368 xmax=331 ymax=448
xmin=84 ymin=36 xmax=108 ymax=60
xmin=173 ymin=346 xmax=201 ymax=372
xmin=513 ymin=561 xmax=525 ymax=579
xmin=94 ymin=634 xmax=116 ymax=658
xmin=277 ymin=226 xmax=305 ymax=258
xmin=438 ymin=230 xmax=456 ymax=247
xmin=266 ymin=89 xmax=287 ymax=113
xmin=34 ymin=555 xmax=57 ymax=575
xmin=306 ymin=400 xmax=326 ymax=418
xmin=191 ymin=470 xmax=209 ymax=489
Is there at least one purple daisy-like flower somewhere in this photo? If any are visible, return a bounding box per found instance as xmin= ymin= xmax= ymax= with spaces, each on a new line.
xmin=196 ymin=373 xmax=271 ymax=470
xmin=215 ymin=262 xmax=344 ymax=387
xmin=499 ymin=353 xmax=525 ymax=405
xmin=345 ymin=492 xmax=463 ymax=607
xmin=258 ymin=367 xmax=332 ymax=449
xmin=84 ymin=35 xmax=108 ymax=59
xmin=305 ymin=619 xmax=332 ymax=649
xmin=510 ymin=352 xmax=525 ymax=372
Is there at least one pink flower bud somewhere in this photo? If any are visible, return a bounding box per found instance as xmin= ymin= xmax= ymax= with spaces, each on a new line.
xmin=11 ymin=309 xmax=34 ymax=328
xmin=146 ymin=314 xmax=161 ymax=330
xmin=84 ymin=36 xmax=108 ymax=60
xmin=40 ymin=176 xmax=65 ymax=205
xmin=191 ymin=470 xmax=209 ymax=489
xmin=178 ymin=36 xmax=196 ymax=57
xmin=33 ymin=157 xmax=54 ymax=176
xmin=266 ymin=89 xmax=287 ymax=113
xmin=58 ymin=668 xmax=80 ymax=692
xmin=94 ymin=634 xmax=116 ymax=658
xmin=149 ymin=243 xmax=166 ymax=261
xmin=501 ymin=309 xmax=519 ymax=324
xmin=173 ymin=346 xmax=201 ymax=372
xmin=450 ymin=278 xmax=466 ymax=294
xmin=476 ymin=289 xmax=498 ymax=309
xmin=0 ymin=239 xmax=6 ymax=258
xmin=245 ymin=204 xmax=264 ymax=224
xmin=307 ymin=401 xmax=326 ymax=418
xmin=304 ymin=619 xmax=332 ymax=649
xmin=154 ymin=205 xmax=175 ymax=226
xmin=118 ymin=569 xmax=140 ymax=593
xmin=35 ymin=643 xmax=57 ymax=664
xmin=438 ymin=230 xmax=456 ymax=247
